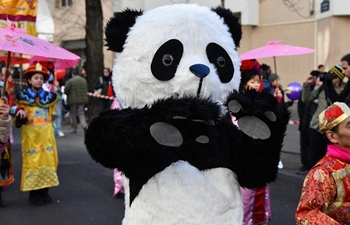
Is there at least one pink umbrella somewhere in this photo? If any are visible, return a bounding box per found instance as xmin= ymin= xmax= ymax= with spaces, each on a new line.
xmin=240 ymin=40 xmax=315 ymax=73
xmin=29 ymin=56 xmax=79 ymax=70
xmin=0 ymin=18 xmax=80 ymax=96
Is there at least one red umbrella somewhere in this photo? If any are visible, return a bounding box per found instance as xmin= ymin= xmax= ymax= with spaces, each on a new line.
xmin=240 ymin=40 xmax=315 ymax=74
xmin=0 ymin=54 xmax=29 ymax=65
xmin=0 ymin=18 xmax=80 ymax=96
xmin=29 ymin=55 xmax=79 ymax=70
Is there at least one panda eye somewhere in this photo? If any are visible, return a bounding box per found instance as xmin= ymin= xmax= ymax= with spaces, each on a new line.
xmin=162 ymin=54 xmax=174 ymax=66
xmin=151 ymin=39 xmax=183 ymax=81
xmin=217 ymin=57 xmax=226 ymax=68
xmin=206 ymin=43 xmax=234 ymax=83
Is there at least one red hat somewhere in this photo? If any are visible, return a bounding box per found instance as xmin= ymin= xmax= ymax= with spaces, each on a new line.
xmin=319 ymin=102 xmax=350 ymax=133
xmin=23 ymin=63 xmax=50 ymax=81
xmin=240 ymin=59 xmax=261 ymax=75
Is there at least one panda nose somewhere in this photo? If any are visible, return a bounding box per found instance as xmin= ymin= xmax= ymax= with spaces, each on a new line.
xmin=190 ymin=64 xmax=210 ymax=78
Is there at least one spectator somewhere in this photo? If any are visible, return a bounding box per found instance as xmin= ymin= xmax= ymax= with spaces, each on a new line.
xmin=327 ymin=54 xmax=350 ymax=106
xmin=64 ymin=66 xmax=88 ymax=133
xmin=296 ymin=70 xmax=320 ymax=175
xmin=260 ymin=63 xmax=271 ymax=80
xmin=296 ymin=102 xmax=350 ymax=225
xmin=238 ymin=59 xmax=272 ymax=225
xmin=43 ymin=63 xmax=65 ymax=137
xmin=301 ymin=65 xmax=345 ymax=172
xmin=318 ymin=64 xmax=325 ymax=74
xmin=94 ymin=68 xmax=114 ymax=112
xmin=0 ymin=97 xmax=13 ymax=208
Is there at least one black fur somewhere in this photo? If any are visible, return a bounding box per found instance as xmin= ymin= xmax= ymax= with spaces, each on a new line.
xmin=225 ymin=90 xmax=290 ymax=188
xmin=211 ymin=6 xmax=242 ymax=48
xmin=105 ymin=9 xmax=143 ymax=52
xmin=85 ymin=92 xmax=289 ymax=205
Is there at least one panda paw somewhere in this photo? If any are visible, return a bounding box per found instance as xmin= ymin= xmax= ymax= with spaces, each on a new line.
xmin=226 ymin=90 xmax=288 ymax=140
xmin=148 ymin=97 xmax=221 ymax=147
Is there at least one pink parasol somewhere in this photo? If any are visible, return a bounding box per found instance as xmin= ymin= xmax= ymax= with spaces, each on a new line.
xmin=240 ymin=40 xmax=315 ymax=74
xmin=0 ymin=18 xmax=80 ymax=96
xmin=29 ymin=56 xmax=79 ymax=70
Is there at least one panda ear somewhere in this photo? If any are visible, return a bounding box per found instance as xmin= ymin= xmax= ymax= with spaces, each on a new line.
xmin=105 ymin=8 xmax=143 ymax=52
xmin=211 ymin=7 xmax=242 ymax=48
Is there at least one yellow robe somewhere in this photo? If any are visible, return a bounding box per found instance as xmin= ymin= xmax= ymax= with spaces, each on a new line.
xmin=16 ymin=90 xmax=59 ymax=191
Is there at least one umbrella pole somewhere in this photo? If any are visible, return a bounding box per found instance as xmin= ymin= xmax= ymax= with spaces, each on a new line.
xmin=1 ymin=51 xmax=11 ymax=98
xmin=273 ymin=56 xmax=277 ymax=74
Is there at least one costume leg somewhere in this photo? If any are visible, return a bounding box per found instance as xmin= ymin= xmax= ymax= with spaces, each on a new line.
xmin=29 ymin=190 xmax=45 ymax=205
xmin=0 ymin=186 xmax=7 ymax=208
xmin=39 ymin=188 xmax=52 ymax=204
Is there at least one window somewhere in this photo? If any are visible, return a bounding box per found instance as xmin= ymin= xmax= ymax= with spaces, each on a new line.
xmin=55 ymin=0 xmax=74 ymax=8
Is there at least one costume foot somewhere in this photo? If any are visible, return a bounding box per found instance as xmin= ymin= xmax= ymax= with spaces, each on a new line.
xmin=29 ymin=191 xmax=45 ymax=205
xmin=40 ymin=189 xmax=52 ymax=204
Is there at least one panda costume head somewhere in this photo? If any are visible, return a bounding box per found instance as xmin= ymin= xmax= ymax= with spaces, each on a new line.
xmin=107 ymin=4 xmax=242 ymax=108
xmin=85 ymin=3 xmax=289 ymax=225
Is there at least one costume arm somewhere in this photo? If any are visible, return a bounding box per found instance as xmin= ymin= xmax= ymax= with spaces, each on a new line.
xmin=225 ymin=90 xmax=290 ymax=188
xmin=295 ymin=168 xmax=341 ymax=225
xmin=85 ymin=97 xmax=222 ymax=175
xmin=11 ymin=105 xmax=27 ymax=128
xmin=85 ymin=105 xmax=164 ymax=171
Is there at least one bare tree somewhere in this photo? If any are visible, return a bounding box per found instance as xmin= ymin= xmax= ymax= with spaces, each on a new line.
xmin=85 ymin=0 xmax=104 ymax=118
xmin=282 ymin=0 xmax=313 ymax=19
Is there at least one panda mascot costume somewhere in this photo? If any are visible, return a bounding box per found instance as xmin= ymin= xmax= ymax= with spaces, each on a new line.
xmin=85 ymin=4 xmax=289 ymax=225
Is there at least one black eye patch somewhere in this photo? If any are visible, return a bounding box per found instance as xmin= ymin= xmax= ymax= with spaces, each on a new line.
xmin=151 ymin=39 xmax=184 ymax=81
xmin=206 ymin=43 xmax=234 ymax=83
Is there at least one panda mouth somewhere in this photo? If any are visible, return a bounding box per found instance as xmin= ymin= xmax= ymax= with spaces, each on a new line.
xmin=172 ymin=77 xmax=204 ymax=99
xmin=196 ymin=78 xmax=204 ymax=98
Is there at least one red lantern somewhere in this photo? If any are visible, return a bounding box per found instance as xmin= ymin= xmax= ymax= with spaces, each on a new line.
xmin=55 ymin=69 xmax=66 ymax=80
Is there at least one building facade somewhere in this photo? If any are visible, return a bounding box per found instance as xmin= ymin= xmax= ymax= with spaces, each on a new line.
xmin=53 ymin=0 xmax=350 ymax=87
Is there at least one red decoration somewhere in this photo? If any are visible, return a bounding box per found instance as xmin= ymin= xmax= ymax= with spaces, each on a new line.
xmin=55 ymin=69 xmax=66 ymax=80
xmin=258 ymin=76 xmax=264 ymax=93
xmin=324 ymin=105 xmax=344 ymax=123
xmin=240 ymin=60 xmax=255 ymax=72
xmin=107 ymin=82 xmax=114 ymax=97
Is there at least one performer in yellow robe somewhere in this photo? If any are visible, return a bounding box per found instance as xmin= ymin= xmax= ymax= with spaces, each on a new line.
xmin=13 ymin=63 xmax=59 ymax=205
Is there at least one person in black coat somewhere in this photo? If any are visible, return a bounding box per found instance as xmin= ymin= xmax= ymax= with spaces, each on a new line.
xmin=296 ymin=70 xmax=319 ymax=174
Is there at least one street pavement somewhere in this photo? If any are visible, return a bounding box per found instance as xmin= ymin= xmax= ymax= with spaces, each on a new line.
xmin=1 ymin=103 xmax=306 ymax=225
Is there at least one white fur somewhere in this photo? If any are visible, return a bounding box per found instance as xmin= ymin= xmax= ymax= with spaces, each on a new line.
xmin=112 ymin=4 xmax=241 ymax=108
xmin=122 ymin=162 xmax=243 ymax=225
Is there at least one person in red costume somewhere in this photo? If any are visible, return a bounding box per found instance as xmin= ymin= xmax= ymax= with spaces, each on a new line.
xmin=296 ymin=101 xmax=350 ymax=225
